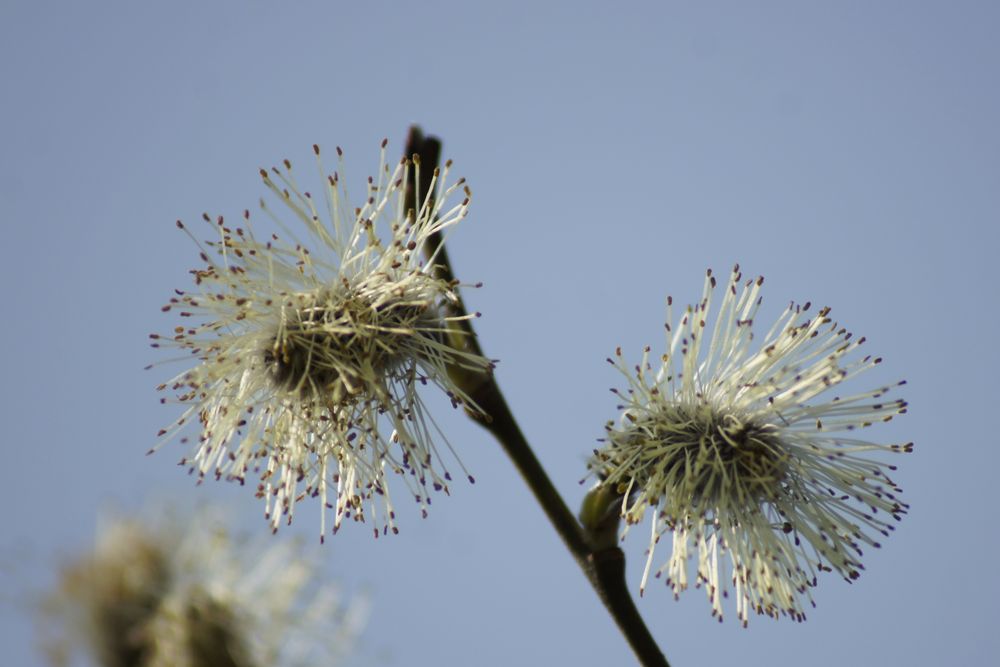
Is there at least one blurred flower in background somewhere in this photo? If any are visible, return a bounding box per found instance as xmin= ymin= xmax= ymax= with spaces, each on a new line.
xmin=38 ymin=507 xmax=369 ymax=667
xmin=589 ymin=265 xmax=911 ymax=625
xmin=150 ymin=141 xmax=492 ymax=539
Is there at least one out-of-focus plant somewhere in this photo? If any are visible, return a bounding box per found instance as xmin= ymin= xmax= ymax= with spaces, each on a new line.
xmin=39 ymin=507 xmax=368 ymax=667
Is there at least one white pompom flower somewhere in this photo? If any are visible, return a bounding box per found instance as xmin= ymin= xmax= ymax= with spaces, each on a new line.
xmin=40 ymin=508 xmax=369 ymax=667
xmin=150 ymin=141 xmax=492 ymax=539
xmin=588 ymin=265 xmax=911 ymax=625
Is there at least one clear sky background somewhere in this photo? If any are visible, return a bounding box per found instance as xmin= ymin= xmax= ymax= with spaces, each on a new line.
xmin=2 ymin=2 xmax=997 ymax=665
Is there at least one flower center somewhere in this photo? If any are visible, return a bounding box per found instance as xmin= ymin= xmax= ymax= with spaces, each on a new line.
xmin=663 ymin=406 xmax=789 ymax=502
xmin=264 ymin=289 xmax=437 ymax=401
xmin=612 ymin=405 xmax=790 ymax=505
xmin=177 ymin=588 xmax=255 ymax=667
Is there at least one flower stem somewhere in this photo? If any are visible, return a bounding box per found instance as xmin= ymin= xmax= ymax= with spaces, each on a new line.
xmin=406 ymin=126 xmax=670 ymax=667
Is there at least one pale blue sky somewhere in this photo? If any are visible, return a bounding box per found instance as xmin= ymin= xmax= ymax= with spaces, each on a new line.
xmin=2 ymin=1 xmax=997 ymax=665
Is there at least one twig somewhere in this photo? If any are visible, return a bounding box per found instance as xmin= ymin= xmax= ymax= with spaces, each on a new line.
xmin=405 ymin=125 xmax=670 ymax=667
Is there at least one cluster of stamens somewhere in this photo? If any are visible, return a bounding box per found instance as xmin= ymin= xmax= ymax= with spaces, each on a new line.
xmin=589 ymin=265 xmax=911 ymax=624
xmin=150 ymin=141 xmax=492 ymax=539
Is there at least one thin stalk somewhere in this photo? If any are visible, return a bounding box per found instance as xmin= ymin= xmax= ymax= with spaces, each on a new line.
xmin=405 ymin=126 xmax=670 ymax=667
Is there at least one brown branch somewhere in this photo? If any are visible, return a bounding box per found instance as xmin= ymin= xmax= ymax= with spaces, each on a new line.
xmin=405 ymin=125 xmax=670 ymax=667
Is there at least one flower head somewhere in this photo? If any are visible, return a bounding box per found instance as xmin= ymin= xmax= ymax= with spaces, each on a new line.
xmin=39 ymin=508 xmax=368 ymax=667
xmin=588 ymin=265 xmax=911 ymax=625
xmin=150 ymin=141 xmax=492 ymax=538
